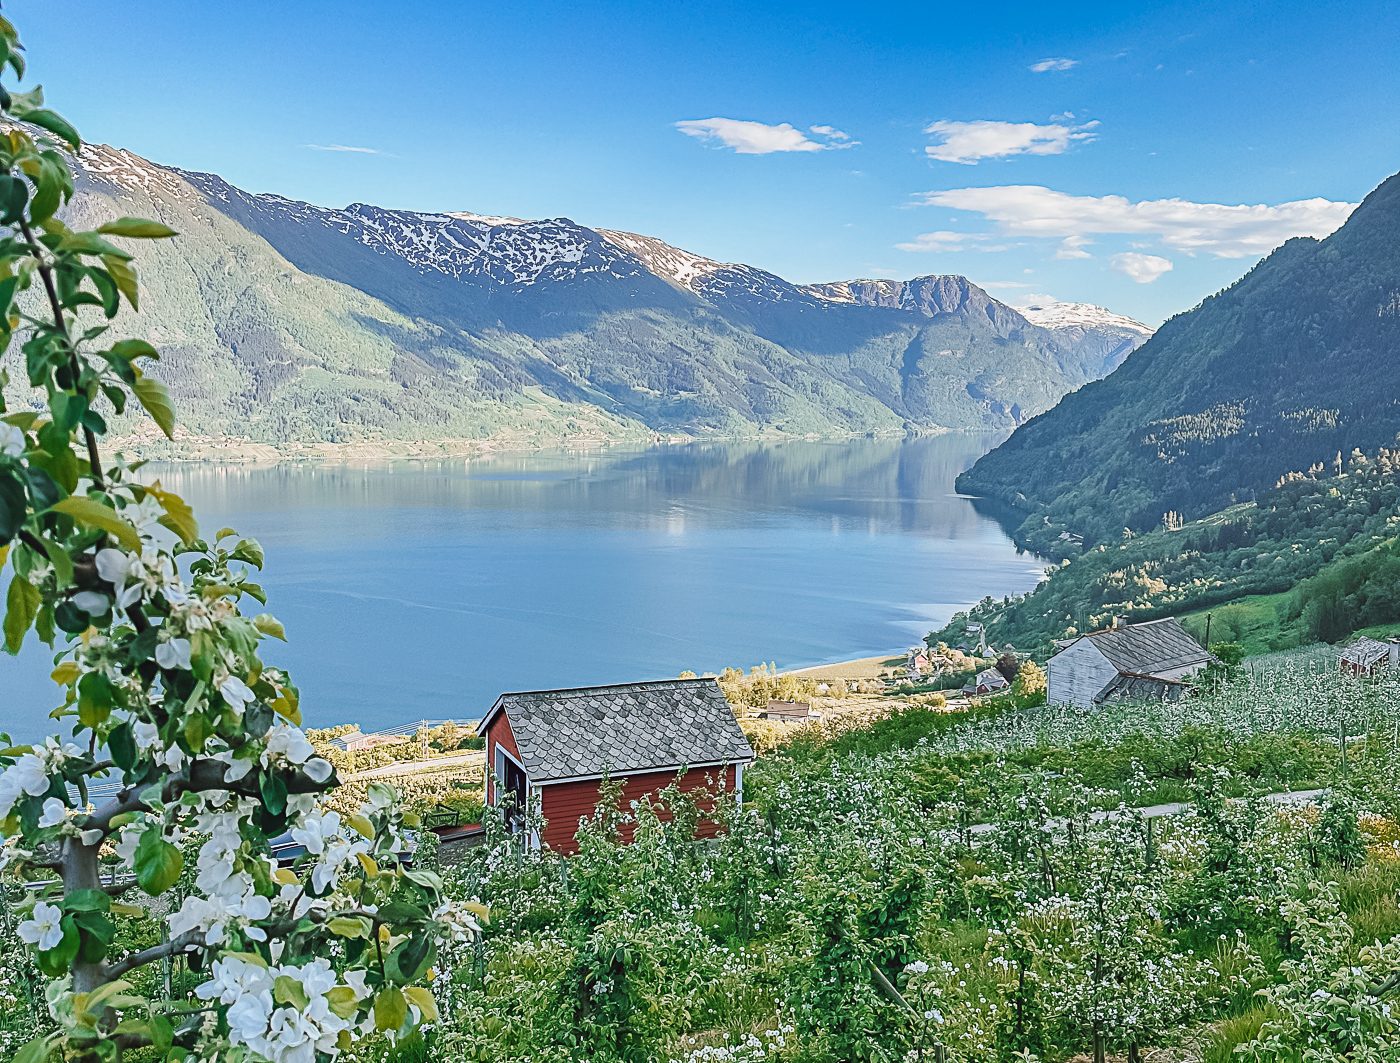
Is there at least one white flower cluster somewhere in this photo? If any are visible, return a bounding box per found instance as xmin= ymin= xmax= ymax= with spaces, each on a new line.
xmin=69 ymin=547 xmax=188 ymax=617
xmin=197 ymin=956 xmax=352 ymax=1063
xmin=0 ymin=737 xmax=83 ymax=820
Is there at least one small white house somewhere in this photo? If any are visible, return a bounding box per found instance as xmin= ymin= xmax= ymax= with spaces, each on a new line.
xmin=1047 ymin=617 xmax=1215 ymax=708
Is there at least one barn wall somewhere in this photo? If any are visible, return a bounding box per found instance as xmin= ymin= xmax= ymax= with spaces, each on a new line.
xmin=540 ymin=765 xmax=738 ymax=855
xmin=1047 ymin=640 xmax=1119 ymax=708
xmin=484 ymin=713 xmax=520 ymax=806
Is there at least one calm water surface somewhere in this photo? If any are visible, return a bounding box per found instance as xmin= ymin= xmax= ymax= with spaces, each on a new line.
xmin=0 ymin=435 xmax=1045 ymax=739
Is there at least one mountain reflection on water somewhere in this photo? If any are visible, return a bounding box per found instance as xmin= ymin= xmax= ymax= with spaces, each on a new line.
xmin=0 ymin=435 xmax=1047 ymax=738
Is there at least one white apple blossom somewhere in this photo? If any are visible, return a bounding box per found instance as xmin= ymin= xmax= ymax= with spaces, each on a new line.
xmin=95 ymin=547 xmax=186 ymax=609
xmin=155 ymin=637 xmax=192 ymax=670
xmin=0 ymin=752 xmax=54 ymax=819
xmin=290 ymin=810 xmax=342 ymax=856
xmin=0 ymin=420 xmax=24 ymax=456
xmin=71 ymin=590 xmax=111 ymax=615
xmin=221 ymin=675 xmax=255 ymax=712
xmin=37 ymin=797 xmax=68 ymax=828
xmin=265 ymin=723 xmax=315 ymax=766
xmin=133 ymin=720 xmax=160 ymax=750
xmin=304 ymin=757 xmax=334 ymax=783
xmin=17 ymin=902 xmax=65 ymax=951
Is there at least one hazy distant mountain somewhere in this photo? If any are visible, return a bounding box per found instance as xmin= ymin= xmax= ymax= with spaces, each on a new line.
xmin=23 ymin=140 xmax=1150 ymax=446
xmin=957 ymin=169 xmax=1400 ymax=556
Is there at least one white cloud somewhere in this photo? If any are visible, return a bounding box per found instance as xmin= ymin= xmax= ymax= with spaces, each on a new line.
xmin=1111 ymin=252 xmax=1174 ymax=283
xmin=1030 ymin=57 xmax=1077 ymax=72
xmin=675 ymin=118 xmax=856 ymax=154
xmin=305 ymin=144 xmax=387 ymax=154
xmin=895 ymin=230 xmax=979 ymax=252
xmin=1054 ymin=235 xmax=1094 ymax=259
xmin=923 ymin=120 xmax=1098 ymax=165
xmin=917 ymin=185 xmax=1357 ymax=257
xmin=1012 ymin=292 xmax=1062 ymax=306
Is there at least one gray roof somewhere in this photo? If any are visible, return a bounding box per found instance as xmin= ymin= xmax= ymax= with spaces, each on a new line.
xmin=1341 ymin=636 xmax=1392 ymax=667
xmin=482 ymin=678 xmax=755 ymax=783
xmin=1061 ymin=617 xmax=1214 ymax=676
xmin=1095 ymin=671 xmax=1184 ymax=704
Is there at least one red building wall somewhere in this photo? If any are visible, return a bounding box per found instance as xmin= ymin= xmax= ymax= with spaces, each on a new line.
xmin=540 ymin=765 xmax=738 ymax=855
xmin=484 ymin=712 xmax=521 ymax=806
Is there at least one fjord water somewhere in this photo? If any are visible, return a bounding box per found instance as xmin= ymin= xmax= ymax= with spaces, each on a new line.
xmin=0 ymin=435 xmax=1046 ymax=740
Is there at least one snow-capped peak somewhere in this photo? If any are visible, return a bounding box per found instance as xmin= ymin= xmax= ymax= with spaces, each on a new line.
xmin=1016 ymin=299 xmax=1154 ymax=336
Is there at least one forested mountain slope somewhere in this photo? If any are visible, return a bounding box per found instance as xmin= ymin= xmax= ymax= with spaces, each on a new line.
xmin=0 ymin=138 xmax=1150 ymax=446
xmin=935 ymin=444 xmax=1400 ymax=656
xmin=958 ymin=170 xmax=1400 ymax=554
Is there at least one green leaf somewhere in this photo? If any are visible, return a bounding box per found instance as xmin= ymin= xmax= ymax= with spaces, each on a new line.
xmin=17 ymin=107 xmax=80 ymax=150
xmin=108 ymin=721 xmax=136 ymax=771
xmin=49 ymin=497 xmax=141 ymax=552
xmin=328 ymin=917 xmax=366 ymax=938
xmin=385 ymin=932 xmax=435 ymax=986
xmin=0 ymin=467 xmax=26 ymax=544
xmin=325 ymin=986 xmax=359 ymax=1019
xmin=253 ymin=613 xmax=287 ymax=641
xmin=109 ymin=338 xmax=159 ymax=361
xmin=274 ymin=974 xmax=310 ymax=1011
xmin=78 ymin=670 xmax=119 ymax=726
xmin=97 ymin=217 xmax=178 ymax=239
xmin=232 ymin=538 xmax=264 ymax=569
xmin=403 ymin=986 xmax=439 ymax=1023
xmin=49 ymin=390 xmax=88 ymax=434
xmin=63 ymin=889 xmax=111 ymax=913
xmin=58 ymin=232 xmax=131 ymax=260
xmin=133 ymin=829 xmax=183 ymax=895
xmin=102 ymin=255 xmax=139 ymax=310
xmin=12 ymin=1033 xmax=55 ymax=1063
xmin=150 ymin=1015 xmax=174 ymax=1052
xmin=4 ymin=573 xmax=41 ymax=653
xmin=147 ymin=483 xmax=198 ymax=545
xmin=374 ymin=987 xmax=407 ymax=1032
xmin=132 ymin=371 xmax=175 ymax=439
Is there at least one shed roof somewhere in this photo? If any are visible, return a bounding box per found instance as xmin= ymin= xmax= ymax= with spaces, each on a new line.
xmin=1094 ymin=671 xmax=1183 ymax=704
xmin=1340 ymin=636 xmax=1393 ymax=668
xmin=480 ymin=678 xmax=755 ymax=784
xmin=1059 ymin=617 xmax=1213 ymax=676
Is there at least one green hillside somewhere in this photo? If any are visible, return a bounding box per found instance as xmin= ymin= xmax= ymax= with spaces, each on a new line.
xmin=933 ymin=443 xmax=1400 ymax=656
xmin=957 ymin=169 xmax=1400 ymax=555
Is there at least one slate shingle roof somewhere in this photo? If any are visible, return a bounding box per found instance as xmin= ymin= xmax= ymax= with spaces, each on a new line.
xmin=1340 ymin=636 xmax=1392 ymax=669
xmin=1078 ymin=617 xmax=1214 ymax=675
xmin=483 ymin=678 xmax=755 ymax=783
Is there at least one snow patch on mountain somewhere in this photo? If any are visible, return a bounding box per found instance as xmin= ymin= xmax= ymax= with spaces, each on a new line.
xmin=597 ymin=230 xmax=725 ymax=289
xmin=1016 ymin=299 xmax=1154 ymax=336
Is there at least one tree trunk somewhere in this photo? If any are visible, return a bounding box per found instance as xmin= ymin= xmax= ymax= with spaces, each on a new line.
xmin=1128 ymin=1042 xmax=1142 ymax=1063
xmin=62 ymin=835 xmax=108 ymax=993
xmin=1093 ymin=1026 xmax=1106 ymax=1063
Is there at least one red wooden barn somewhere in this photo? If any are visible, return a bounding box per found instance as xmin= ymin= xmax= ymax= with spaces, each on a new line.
xmin=479 ymin=678 xmax=755 ymax=854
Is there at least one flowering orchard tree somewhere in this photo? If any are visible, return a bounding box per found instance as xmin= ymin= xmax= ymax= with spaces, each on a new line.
xmin=0 ymin=13 xmax=481 ymax=1063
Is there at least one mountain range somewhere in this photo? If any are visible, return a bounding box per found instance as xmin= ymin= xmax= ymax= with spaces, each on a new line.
xmin=957 ymin=168 xmax=1400 ymax=557
xmin=13 ymin=140 xmax=1152 ymax=447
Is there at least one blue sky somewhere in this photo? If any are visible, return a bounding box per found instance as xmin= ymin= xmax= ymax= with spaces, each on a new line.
xmin=12 ymin=0 xmax=1399 ymax=324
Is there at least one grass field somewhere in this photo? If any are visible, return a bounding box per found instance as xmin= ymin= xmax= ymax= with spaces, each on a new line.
xmin=1179 ymin=591 xmax=1296 ymax=655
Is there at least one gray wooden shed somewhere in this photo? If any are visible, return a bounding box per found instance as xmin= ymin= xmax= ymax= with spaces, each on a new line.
xmin=1046 ymin=617 xmax=1215 ymax=708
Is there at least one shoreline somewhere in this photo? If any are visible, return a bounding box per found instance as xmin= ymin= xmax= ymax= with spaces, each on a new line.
xmin=94 ymin=421 xmax=953 ymax=465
